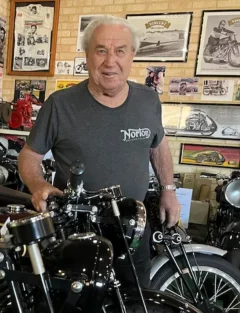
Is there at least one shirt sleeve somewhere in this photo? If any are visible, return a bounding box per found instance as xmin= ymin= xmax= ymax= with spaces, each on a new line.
xmin=26 ymin=94 xmax=58 ymax=155
xmin=150 ymin=95 xmax=165 ymax=148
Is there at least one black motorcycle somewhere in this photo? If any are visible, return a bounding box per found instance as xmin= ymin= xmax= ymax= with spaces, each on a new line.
xmin=206 ymin=171 xmax=240 ymax=268
xmin=0 ymin=161 xmax=203 ymax=313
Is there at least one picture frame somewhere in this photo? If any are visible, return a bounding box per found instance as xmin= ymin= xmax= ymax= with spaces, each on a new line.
xmin=195 ymin=10 xmax=240 ymax=77
xmin=179 ymin=143 xmax=240 ymax=169
xmin=162 ymin=102 xmax=240 ymax=140
xmin=7 ymin=0 xmax=60 ymax=76
xmin=125 ymin=12 xmax=193 ymax=62
xmin=73 ymin=57 xmax=88 ymax=76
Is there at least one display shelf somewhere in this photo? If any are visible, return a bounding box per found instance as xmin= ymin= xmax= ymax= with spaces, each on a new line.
xmin=0 ymin=129 xmax=30 ymax=136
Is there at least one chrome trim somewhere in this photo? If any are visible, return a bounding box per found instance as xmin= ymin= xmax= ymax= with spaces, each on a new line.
xmin=8 ymin=212 xmax=50 ymax=228
xmin=131 ymin=200 xmax=146 ymax=248
xmin=150 ymin=244 xmax=227 ymax=280
xmin=68 ymin=232 xmax=96 ymax=240
xmin=7 ymin=204 xmax=25 ymax=213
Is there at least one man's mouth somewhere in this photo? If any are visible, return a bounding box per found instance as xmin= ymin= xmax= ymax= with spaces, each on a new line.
xmin=102 ymin=72 xmax=117 ymax=77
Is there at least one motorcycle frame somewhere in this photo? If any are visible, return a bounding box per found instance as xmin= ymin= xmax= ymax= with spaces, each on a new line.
xmin=0 ymin=247 xmax=201 ymax=313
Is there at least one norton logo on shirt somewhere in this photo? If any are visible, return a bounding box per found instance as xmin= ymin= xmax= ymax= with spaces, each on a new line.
xmin=121 ymin=128 xmax=151 ymax=142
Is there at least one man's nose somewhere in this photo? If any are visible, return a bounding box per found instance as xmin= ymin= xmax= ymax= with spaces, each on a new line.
xmin=104 ymin=51 xmax=116 ymax=66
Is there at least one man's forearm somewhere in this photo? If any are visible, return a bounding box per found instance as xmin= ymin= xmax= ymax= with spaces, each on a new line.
xmin=149 ymin=136 xmax=174 ymax=185
xmin=18 ymin=144 xmax=46 ymax=193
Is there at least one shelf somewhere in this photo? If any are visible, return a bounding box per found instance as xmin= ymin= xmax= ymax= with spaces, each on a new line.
xmin=0 ymin=129 xmax=30 ymax=136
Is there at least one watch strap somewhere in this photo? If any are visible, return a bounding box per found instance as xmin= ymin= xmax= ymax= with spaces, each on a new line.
xmin=160 ymin=184 xmax=176 ymax=191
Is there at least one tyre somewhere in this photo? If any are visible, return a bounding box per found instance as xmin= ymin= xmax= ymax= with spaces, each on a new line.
xmin=150 ymin=254 xmax=240 ymax=312
xmin=104 ymin=299 xmax=174 ymax=313
xmin=228 ymin=43 xmax=240 ymax=67
xmin=203 ymin=46 xmax=213 ymax=63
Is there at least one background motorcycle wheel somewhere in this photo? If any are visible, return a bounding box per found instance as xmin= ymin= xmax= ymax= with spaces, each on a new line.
xmin=150 ymin=254 xmax=240 ymax=312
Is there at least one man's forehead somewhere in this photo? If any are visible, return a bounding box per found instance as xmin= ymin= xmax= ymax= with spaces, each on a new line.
xmin=92 ymin=25 xmax=131 ymax=40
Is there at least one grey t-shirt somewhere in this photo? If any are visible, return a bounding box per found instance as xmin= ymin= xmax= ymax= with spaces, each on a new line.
xmin=27 ymin=80 xmax=164 ymax=202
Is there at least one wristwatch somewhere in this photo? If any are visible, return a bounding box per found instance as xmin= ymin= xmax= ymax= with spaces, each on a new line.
xmin=160 ymin=184 xmax=176 ymax=191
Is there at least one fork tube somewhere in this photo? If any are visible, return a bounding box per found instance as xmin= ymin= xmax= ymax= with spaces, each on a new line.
xmin=178 ymin=243 xmax=205 ymax=301
xmin=111 ymin=199 xmax=148 ymax=313
xmin=164 ymin=243 xmax=198 ymax=305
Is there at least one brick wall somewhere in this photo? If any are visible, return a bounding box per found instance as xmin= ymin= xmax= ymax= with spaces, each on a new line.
xmin=1 ymin=0 xmax=239 ymax=177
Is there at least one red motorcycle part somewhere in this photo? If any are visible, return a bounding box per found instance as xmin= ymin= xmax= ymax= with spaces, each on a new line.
xmin=9 ymin=110 xmax=24 ymax=129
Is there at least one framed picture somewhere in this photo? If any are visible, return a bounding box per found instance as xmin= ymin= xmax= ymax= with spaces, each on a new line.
xmin=55 ymin=60 xmax=74 ymax=75
xmin=126 ymin=12 xmax=193 ymax=62
xmin=162 ymin=102 xmax=240 ymax=140
xmin=73 ymin=57 xmax=88 ymax=76
xmin=195 ymin=10 xmax=240 ymax=77
xmin=76 ymin=15 xmax=102 ymax=52
xmin=179 ymin=143 xmax=240 ymax=169
xmin=7 ymin=0 xmax=60 ymax=76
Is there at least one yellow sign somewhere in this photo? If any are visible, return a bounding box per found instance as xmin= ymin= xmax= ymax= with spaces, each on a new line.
xmin=55 ymin=80 xmax=81 ymax=91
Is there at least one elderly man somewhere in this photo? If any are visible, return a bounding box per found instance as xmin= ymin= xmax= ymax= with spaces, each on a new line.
xmin=18 ymin=15 xmax=180 ymax=288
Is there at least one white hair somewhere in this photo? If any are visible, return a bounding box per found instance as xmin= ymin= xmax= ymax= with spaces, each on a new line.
xmin=82 ymin=15 xmax=141 ymax=53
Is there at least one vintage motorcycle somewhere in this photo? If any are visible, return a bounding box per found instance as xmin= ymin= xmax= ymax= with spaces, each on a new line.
xmin=206 ymin=171 xmax=240 ymax=269
xmin=0 ymin=161 xmax=202 ymax=313
xmin=145 ymin=174 xmax=240 ymax=311
xmin=184 ymin=109 xmax=217 ymax=136
xmin=0 ymin=162 xmax=239 ymax=312
xmin=203 ymin=33 xmax=240 ymax=67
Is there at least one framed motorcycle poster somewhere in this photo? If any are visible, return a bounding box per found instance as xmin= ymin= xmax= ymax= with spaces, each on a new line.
xmin=6 ymin=0 xmax=60 ymax=76
xmin=162 ymin=102 xmax=240 ymax=140
xmin=195 ymin=10 xmax=240 ymax=77
xmin=126 ymin=12 xmax=193 ymax=62
xmin=179 ymin=144 xmax=240 ymax=169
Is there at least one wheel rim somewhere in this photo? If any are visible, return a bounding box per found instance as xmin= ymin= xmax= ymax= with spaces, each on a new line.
xmin=160 ymin=266 xmax=240 ymax=312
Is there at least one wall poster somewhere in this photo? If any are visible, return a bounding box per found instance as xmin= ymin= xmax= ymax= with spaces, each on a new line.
xmin=0 ymin=17 xmax=6 ymax=68
xmin=195 ymin=10 xmax=240 ymax=76
xmin=179 ymin=143 xmax=240 ymax=169
xmin=162 ymin=102 xmax=240 ymax=140
xmin=126 ymin=12 xmax=192 ymax=62
xmin=145 ymin=66 xmax=165 ymax=95
xmin=7 ymin=0 xmax=60 ymax=76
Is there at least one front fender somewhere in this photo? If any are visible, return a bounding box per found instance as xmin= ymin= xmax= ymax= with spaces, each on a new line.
xmin=150 ymin=244 xmax=227 ymax=280
xmin=105 ymin=289 xmax=201 ymax=313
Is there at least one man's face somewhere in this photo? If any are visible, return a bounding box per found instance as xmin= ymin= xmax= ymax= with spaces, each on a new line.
xmin=31 ymin=26 xmax=37 ymax=34
xmin=57 ymin=63 xmax=63 ymax=71
xmin=32 ymin=7 xmax=37 ymax=14
xmin=219 ymin=21 xmax=226 ymax=29
xmin=86 ymin=24 xmax=135 ymax=94
xmin=150 ymin=72 xmax=154 ymax=77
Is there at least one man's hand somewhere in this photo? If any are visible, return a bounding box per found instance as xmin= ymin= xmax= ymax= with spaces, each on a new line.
xmin=159 ymin=191 xmax=181 ymax=228
xmin=31 ymin=182 xmax=63 ymax=212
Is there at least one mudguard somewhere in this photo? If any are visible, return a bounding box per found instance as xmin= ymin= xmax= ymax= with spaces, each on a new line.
xmin=105 ymin=289 xmax=201 ymax=313
xmin=150 ymin=244 xmax=227 ymax=280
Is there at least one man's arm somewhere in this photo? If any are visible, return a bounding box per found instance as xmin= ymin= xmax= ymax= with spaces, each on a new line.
xmin=18 ymin=144 xmax=62 ymax=212
xmin=149 ymin=136 xmax=181 ymax=227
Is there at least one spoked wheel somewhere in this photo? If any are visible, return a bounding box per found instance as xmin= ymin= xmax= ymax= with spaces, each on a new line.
xmin=151 ymin=254 xmax=240 ymax=313
xmin=104 ymin=300 xmax=174 ymax=313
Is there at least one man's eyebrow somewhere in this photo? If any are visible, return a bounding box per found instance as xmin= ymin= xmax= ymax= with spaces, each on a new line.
xmin=95 ymin=44 xmax=127 ymax=49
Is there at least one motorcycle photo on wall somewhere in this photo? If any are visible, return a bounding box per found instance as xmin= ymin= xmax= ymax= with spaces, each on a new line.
xmin=161 ymin=102 xmax=240 ymax=140
xmin=195 ymin=10 xmax=240 ymax=76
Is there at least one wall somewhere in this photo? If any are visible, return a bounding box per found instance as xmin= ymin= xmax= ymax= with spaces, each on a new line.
xmin=1 ymin=0 xmax=240 ymax=184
